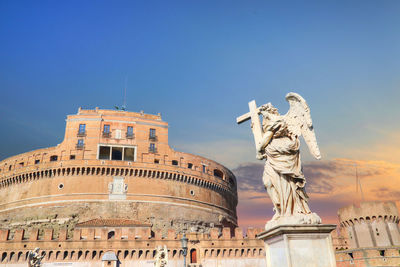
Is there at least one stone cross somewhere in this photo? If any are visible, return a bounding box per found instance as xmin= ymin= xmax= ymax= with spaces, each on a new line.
xmin=236 ymin=100 xmax=265 ymax=147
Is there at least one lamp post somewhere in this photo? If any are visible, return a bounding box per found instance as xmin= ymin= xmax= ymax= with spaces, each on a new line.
xmin=181 ymin=233 xmax=188 ymax=267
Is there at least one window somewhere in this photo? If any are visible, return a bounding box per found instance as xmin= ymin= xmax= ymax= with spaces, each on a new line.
xmin=188 ymin=163 xmax=193 ymax=169
xmin=35 ymin=160 xmax=40 ymax=164
xmin=154 ymin=159 xmax=159 ymax=164
xmin=149 ymin=128 xmax=157 ymax=140
xmin=111 ymin=147 xmax=123 ymax=160
xmin=98 ymin=145 xmax=136 ymax=161
xmin=124 ymin=147 xmax=135 ymax=161
xmin=50 ymin=155 xmax=58 ymax=161
xmin=103 ymin=124 xmax=111 ymax=138
xmin=78 ymin=124 xmax=86 ymax=136
xmin=70 ymin=155 xmax=76 ymax=160
xmin=126 ymin=126 xmax=134 ymax=139
xmin=103 ymin=124 xmax=110 ymax=133
xmin=77 ymin=139 xmax=84 ymax=149
xmin=202 ymin=165 xmax=206 ymax=173
xmin=149 ymin=143 xmax=157 ymax=153
xmin=99 ymin=146 xmax=111 ymax=160
xmin=172 ymin=160 xmax=178 ymax=166
xmin=150 ymin=128 xmax=156 ymax=137
xmin=19 ymin=162 xmax=24 ymax=167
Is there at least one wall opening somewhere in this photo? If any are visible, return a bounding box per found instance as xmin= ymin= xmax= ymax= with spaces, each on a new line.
xmin=214 ymin=169 xmax=223 ymax=179
xmin=190 ymin=249 xmax=197 ymax=263
xmin=50 ymin=155 xmax=58 ymax=162
xmin=108 ymin=231 xmax=115 ymax=240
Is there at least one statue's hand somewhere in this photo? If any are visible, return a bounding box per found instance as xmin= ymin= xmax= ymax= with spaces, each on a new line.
xmin=268 ymin=119 xmax=285 ymax=133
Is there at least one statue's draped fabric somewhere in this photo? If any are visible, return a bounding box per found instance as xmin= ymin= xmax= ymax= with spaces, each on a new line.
xmin=262 ymin=128 xmax=311 ymax=217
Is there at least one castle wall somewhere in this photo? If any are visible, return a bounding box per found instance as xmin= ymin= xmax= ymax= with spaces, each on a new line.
xmin=0 ymin=227 xmax=266 ymax=267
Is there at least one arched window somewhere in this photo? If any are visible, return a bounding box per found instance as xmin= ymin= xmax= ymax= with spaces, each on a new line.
xmin=107 ymin=231 xmax=115 ymax=240
xmin=213 ymin=169 xmax=223 ymax=179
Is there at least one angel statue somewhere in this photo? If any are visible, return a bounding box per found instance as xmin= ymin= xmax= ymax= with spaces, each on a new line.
xmin=28 ymin=247 xmax=45 ymax=267
xmin=237 ymin=92 xmax=322 ymax=230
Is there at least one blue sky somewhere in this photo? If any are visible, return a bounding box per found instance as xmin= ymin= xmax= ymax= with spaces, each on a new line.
xmin=1 ymin=0 xmax=400 ymax=227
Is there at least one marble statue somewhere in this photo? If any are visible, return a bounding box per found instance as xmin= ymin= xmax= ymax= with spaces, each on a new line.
xmin=237 ymin=92 xmax=322 ymax=230
xmin=28 ymin=247 xmax=45 ymax=267
xmin=154 ymin=245 xmax=168 ymax=267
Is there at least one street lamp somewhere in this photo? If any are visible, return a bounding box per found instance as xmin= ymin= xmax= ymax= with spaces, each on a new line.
xmin=181 ymin=233 xmax=188 ymax=267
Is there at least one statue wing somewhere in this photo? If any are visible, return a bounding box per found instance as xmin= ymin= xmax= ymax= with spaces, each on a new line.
xmin=284 ymin=92 xmax=321 ymax=160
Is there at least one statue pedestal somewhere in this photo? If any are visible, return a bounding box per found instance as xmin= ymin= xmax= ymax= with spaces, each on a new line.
xmin=257 ymin=224 xmax=337 ymax=267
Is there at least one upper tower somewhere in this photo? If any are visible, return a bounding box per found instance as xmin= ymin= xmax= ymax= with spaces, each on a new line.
xmin=338 ymin=201 xmax=400 ymax=248
xmin=0 ymin=108 xmax=237 ymax=235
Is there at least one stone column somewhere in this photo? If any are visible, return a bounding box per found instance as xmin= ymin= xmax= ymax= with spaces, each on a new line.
xmin=257 ymin=224 xmax=337 ymax=267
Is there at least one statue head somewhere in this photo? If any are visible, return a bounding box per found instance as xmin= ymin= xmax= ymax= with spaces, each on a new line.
xmin=261 ymin=103 xmax=279 ymax=120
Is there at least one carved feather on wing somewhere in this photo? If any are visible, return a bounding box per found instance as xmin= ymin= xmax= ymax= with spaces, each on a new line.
xmin=284 ymin=92 xmax=321 ymax=160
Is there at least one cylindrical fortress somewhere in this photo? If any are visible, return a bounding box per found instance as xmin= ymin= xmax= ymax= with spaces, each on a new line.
xmin=338 ymin=201 xmax=400 ymax=248
xmin=0 ymin=108 xmax=237 ymax=235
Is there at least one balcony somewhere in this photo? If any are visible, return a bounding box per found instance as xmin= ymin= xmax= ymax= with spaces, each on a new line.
xmin=76 ymin=144 xmax=85 ymax=150
xmin=77 ymin=131 xmax=86 ymax=137
xmin=148 ymin=147 xmax=158 ymax=153
xmin=102 ymin=131 xmax=111 ymax=138
xmin=126 ymin=132 xmax=135 ymax=139
xmin=149 ymin=135 xmax=158 ymax=141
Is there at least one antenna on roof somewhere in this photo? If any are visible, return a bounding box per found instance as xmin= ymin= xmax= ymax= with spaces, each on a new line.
xmin=355 ymin=162 xmax=365 ymax=202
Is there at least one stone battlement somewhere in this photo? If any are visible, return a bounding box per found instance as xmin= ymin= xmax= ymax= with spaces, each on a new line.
xmin=0 ymin=227 xmax=264 ymax=242
xmin=338 ymin=201 xmax=399 ymax=226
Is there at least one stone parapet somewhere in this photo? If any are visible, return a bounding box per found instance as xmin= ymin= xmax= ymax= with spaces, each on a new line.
xmin=0 ymin=226 xmax=265 ymax=265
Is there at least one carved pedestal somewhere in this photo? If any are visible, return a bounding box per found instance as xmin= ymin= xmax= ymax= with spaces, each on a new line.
xmin=257 ymin=224 xmax=337 ymax=267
